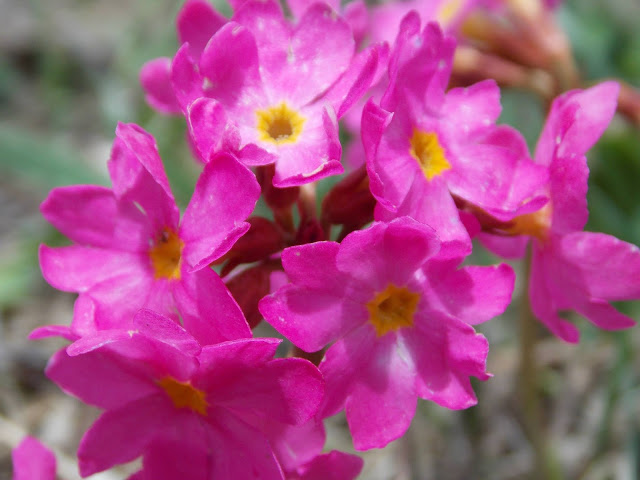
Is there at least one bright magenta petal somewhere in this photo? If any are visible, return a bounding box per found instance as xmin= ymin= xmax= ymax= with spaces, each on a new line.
xmin=12 ymin=437 xmax=56 ymax=480
xmin=139 ymin=58 xmax=180 ymax=114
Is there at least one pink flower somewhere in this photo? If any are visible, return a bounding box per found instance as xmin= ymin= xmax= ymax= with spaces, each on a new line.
xmin=47 ymin=310 xmax=325 ymax=478
xmin=12 ymin=437 xmax=56 ymax=480
xmin=488 ymin=82 xmax=640 ymax=342
xmin=288 ymin=451 xmax=363 ymax=480
xmin=260 ymin=217 xmax=514 ymax=449
xmin=363 ymin=16 xmax=548 ymax=258
xmin=177 ymin=0 xmax=381 ymax=186
xmin=38 ymin=123 xmax=259 ymax=345
xmin=139 ymin=0 xmax=227 ymax=114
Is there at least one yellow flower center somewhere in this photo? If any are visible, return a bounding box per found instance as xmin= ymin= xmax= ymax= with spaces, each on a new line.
xmin=438 ymin=0 xmax=465 ymax=25
xmin=149 ymin=229 xmax=183 ymax=280
xmin=158 ymin=377 xmax=208 ymax=416
xmin=409 ymin=129 xmax=451 ymax=181
xmin=366 ymin=284 xmax=420 ymax=337
xmin=503 ymin=203 xmax=552 ymax=241
xmin=256 ymin=102 xmax=306 ymax=145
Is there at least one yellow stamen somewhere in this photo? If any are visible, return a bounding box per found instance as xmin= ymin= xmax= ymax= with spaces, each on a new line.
xmin=409 ymin=129 xmax=451 ymax=181
xmin=158 ymin=377 xmax=208 ymax=416
xmin=366 ymin=284 xmax=420 ymax=337
xmin=149 ymin=229 xmax=183 ymax=280
xmin=256 ymin=102 xmax=306 ymax=145
xmin=503 ymin=203 xmax=552 ymax=241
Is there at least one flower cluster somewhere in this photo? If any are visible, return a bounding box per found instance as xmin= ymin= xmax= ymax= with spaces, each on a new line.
xmin=17 ymin=0 xmax=640 ymax=478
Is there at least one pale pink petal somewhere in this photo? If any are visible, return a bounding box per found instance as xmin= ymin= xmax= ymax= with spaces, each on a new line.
xmin=78 ymin=394 xmax=171 ymax=476
xmin=180 ymin=152 xmax=260 ymax=270
xmin=172 ymin=267 xmax=251 ymax=346
xmin=139 ymin=58 xmax=181 ymax=114
xmin=280 ymin=3 xmax=354 ymax=106
xmin=441 ymin=80 xmax=501 ymax=138
xmin=40 ymin=185 xmax=149 ymax=251
xmin=176 ymin=0 xmax=226 ymax=59
xmin=12 ymin=437 xmax=56 ymax=480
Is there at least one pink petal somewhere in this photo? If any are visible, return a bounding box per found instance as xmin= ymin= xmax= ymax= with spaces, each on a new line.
xmin=322 ymin=329 xmax=417 ymax=450
xmin=260 ymin=242 xmax=366 ymax=352
xmin=279 ymin=3 xmax=354 ymax=106
xmin=46 ymin=348 xmax=157 ymax=410
xmin=199 ymin=22 xmax=263 ymax=110
xmin=40 ymin=185 xmax=149 ymax=251
xmin=296 ymin=450 xmax=363 ymax=480
xmin=267 ymin=419 xmax=326 ymax=473
xmin=323 ymin=43 xmax=384 ymax=119
xmin=139 ymin=58 xmax=181 ymax=114
xmin=286 ymin=0 xmax=339 ymax=18
xmin=211 ymin=357 xmax=324 ymax=426
xmin=271 ymin=107 xmax=343 ymax=188
xmin=78 ymin=394 xmax=171 ymax=476
xmin=180 ymin=152 xmax=260 ymax=270
xmin=441 ymin=80 xmax=501 ymax=138
xmin=133 ymin=309 xmax=202 ymax=356
xmin=423 ymin=262 xmax=515 ymax=325
xmin=403 ymin=313 xmax=489 ymax=409
xmin=176 ymin=0 xmax=226 ymax=59
xmin=109 ymin=123 xmax=179 ymax=231
xmin=170 ymin=44 xmax=204 ymax=112
xmin=559 ymin=232 xmax=640 ymax=300
xmin=186 ymin=97 xmax=241 ymax=163
xmin=337 ymin=218 xmax=441 ymax=290
xmin=549 ymin=153 xmax=589 ymax=233
xmin=12 ymin=437 xmax=56 ymax=480
xmin=39 ymin=245 xmax=147 ymax=293
xmin=172 ymin=267 xmax=252 ymax=346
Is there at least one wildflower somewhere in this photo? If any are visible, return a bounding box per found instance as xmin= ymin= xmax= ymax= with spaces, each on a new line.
xmin=480 ymin=82 xmax=640 ymax=342
xmin=363 ymin=16 xmax=548 ymax=258
xmin=47 ymin=310 xmax=324 ymax=478
xmin=39 ymin=123 xmax=258 ymax=344
xmin=260 ymin=217 xmax=514 ymax=448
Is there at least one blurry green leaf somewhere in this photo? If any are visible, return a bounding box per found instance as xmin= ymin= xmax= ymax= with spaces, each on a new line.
xmin=0 ymin=125 xmax=106 ymax=191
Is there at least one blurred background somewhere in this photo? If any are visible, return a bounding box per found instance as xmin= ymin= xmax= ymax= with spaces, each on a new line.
xmin=1 ymin=0 xmax=640 ymax=478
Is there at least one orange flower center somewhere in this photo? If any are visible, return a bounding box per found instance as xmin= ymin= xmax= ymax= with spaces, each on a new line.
xmin=157 ymin=377 xmax=208 ymax=416
xmin=149 ymin=229 xmax=183 ymax=280
xmin=256 ymin=103 xmax=306 ymax=145
xmin=503 ymin=203 xmax=552 ymax=241
xmin=366 ymin=284 xmax=420 ymax=336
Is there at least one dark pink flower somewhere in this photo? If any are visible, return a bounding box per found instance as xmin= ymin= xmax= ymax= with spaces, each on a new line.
xmin=260 ymin=217 xmax=514 ymax=449
xmin=47 ymin=310 xmax=324 ymax=478
xmin=363 ymin=16 xmax=548 ymax=258
xmin=38 ymin=123 xmax=259 ymax=345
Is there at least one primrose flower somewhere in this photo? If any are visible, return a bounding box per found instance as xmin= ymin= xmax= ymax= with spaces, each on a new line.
xmin=12 ymin=437 xmax=56 ymax=480
xmin=260 ymin=217 xmax=515 ymax=449
xmin=38 ymin=123 xmax=259 ymax=345
xmin=363 ymin=16 xmax=548 ymax=258
xmin=177 ymin=0 xmax=380 ymax=186
xmin=47 ymin=310 xmax=324 ymax=478
xmin=140 ymin=0 xmax=226 ymax=114
xmin=481 ymin=82 xmax=640 ymax=342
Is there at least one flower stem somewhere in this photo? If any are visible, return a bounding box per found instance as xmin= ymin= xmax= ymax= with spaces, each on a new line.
xmin=519 ymin=245 xmax=564 ymax=480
